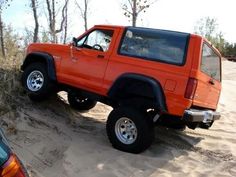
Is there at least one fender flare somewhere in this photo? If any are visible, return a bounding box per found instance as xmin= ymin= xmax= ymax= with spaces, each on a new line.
xmin=108 ymin=73 xmax=167 ymax=112
xmin=21 ymin=52 xmax=57 ymax=81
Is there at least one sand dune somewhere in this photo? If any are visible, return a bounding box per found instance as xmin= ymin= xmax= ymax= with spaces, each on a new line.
xmin=1 ymin=60 xmax=236 ymax=177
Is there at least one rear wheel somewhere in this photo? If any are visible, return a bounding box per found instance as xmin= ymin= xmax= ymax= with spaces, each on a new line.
xmin=106 ymin=107 xmax=154 ymax=153
xmin=67 ymin=91 xmax=97 ymax=111
xmin=22 ymin=62 xmax=54 ymax=101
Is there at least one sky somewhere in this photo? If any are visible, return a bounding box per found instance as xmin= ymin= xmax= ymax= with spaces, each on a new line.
xmin=2 ymin=0 xmax=236 ymax=43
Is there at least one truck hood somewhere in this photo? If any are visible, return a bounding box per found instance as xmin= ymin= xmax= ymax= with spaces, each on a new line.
xmin=27 ymin=43 xmax=71 ymax=55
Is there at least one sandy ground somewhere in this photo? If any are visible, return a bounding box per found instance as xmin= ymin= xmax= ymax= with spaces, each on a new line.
xmin=1 ymin=60 xmax=236 ymax=177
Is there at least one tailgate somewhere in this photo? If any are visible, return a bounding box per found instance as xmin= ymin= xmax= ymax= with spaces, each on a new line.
xmin=192 ymin=43 xmax=221 ymax=109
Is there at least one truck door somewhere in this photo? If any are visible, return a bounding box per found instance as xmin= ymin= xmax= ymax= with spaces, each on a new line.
xmin=66 ymin=27 xmax=118 ymax=93
xmin=193 ymin=43 xmax=222 ymax=110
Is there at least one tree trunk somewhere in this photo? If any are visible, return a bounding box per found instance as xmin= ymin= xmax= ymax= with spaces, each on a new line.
xmin=84 ymin=0 xmax=88 ymax=31
xmin=46 ymin=0 xmax=56 ymax=43
xmin=123 ymin=0 xmax=154 ymax=27
xmin=52 ymin=0 xmax=56 ymax=43
xmin=31 ymin=0 xmax=39 ymax=42
xmin=0 ymin=12 xmax=5 ymax=59
xmin=132 ymin=0 xmax=137 ymax=27
xmin=63 ymin=1 xmax=68 ymax=44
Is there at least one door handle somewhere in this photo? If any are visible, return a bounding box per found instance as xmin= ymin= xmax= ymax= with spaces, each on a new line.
xmin=209 ymin=79 xmax=215 ymax=85
xmin=97 ymin=54 xmax=104 ymax=59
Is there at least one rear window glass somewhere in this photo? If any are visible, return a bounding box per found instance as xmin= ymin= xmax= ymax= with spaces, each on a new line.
xmin=119 ymin=27 xmax=189 ymax=65
xmin=201 ymin=43 xmax=221 ymax=81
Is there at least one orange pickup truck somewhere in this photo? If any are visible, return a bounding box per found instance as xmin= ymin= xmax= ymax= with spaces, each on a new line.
xmin=21 ymin=25 xmax=222 ymax=153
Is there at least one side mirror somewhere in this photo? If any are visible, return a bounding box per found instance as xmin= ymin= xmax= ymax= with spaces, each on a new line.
xmin=72 ymin=37 xmax=78 ymax=47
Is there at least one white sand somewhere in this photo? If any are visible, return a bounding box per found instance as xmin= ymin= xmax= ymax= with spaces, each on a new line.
xmin=2 ymin=60 xmax=236 ymax=177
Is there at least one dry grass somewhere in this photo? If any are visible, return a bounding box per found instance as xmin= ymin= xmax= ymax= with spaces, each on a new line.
xmin=0 ymin=55 xmax=25 ymax=135
xmin=0 ymin=57 xmax=24 ymax=116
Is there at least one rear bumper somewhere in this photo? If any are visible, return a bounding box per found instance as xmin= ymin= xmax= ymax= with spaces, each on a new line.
xmin=183 ymin=109 xmax=220 ymax=123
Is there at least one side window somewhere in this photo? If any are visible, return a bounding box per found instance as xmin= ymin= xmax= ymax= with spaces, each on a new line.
xmin=201 ymin=43 xmax=221 ymax=81
xmin=77 ymin=29 xmax=114 ymax=52
xmin=119 ymin=28 xmax=189 ymax=65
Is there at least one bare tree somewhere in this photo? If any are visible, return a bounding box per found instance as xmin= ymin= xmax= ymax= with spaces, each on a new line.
xmin=194 ymin=17 xmax=225 ymax=53
xmin=63 ymin=0 xmax=68 ymax=44
xmin=30 ymin=0 xmax=39 ymax=42
xmin=122 ymin=0 xmax=157 ymax=27
xmin=0 ymin=0 xmax=13 ymax=58
xmin=75 ymin=0 xmax=90 ymax=31
xmin=194 ymin=17 xmax=218 ymax=40
xmin=45 ymin=0 xmax=69 ymax=43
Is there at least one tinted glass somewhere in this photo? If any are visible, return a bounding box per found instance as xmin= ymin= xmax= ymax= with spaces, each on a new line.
xmin=119 ymin=27 xmax=189 ymax=65
xmin=201 ymin=43 xmax=221 ymax=81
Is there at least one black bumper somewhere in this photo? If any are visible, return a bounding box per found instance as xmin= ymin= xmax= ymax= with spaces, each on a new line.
xmin=183 ymin=109 xmax=220 ymax=123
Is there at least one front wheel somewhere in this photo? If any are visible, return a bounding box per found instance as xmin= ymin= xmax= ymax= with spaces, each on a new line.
xmin=106 ymin=107 xmax=154 ymax=153
xmin=67 ymin=91 xmax=97 ymax=111
xmin=22 ymin=62 xmax=54 ymax=101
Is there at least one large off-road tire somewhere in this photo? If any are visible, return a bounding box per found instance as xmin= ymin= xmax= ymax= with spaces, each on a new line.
xmin=67 ymin=91 xmax=97 ymax=111
xmin=106 ymin=107 xmax=154 ymax=153
xmin=22 ymin=62 xmax=54 ymax=101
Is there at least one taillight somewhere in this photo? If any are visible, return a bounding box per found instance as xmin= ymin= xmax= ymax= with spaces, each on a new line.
xmin=185 ymin=78 xmax=198 ymax=99
xmin=0 ymin=154 xmax=26 ymax=177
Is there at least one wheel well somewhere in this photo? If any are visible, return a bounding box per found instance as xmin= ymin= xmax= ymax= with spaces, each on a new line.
xmin=22 ymin=52 xmax=57 ymax=81
xmin=108 ymin=74 xmax=167 ymax=112
xmin=24 ymin=55 xmax=47 ymax=66
xmin=22 ymin=54 xmax=46 ymax=69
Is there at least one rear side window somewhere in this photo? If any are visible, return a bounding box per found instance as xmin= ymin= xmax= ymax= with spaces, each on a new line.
xmin=119 ymin=27 xmax=189 ymax=65
xmin=201 ymin=43 xmax=221 ymax=81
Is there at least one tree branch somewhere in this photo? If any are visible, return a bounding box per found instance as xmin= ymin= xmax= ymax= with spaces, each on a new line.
xmin=55 ymin=0 xmax=69 ymax=34
xmin=75 ymin=0 xmax=89 ymax=31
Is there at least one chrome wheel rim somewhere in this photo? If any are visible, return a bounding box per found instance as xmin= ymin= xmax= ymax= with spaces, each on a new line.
xmin=115 ymin=117 xmax=137 ymax=145
xmin=27 ymin=70 xmax=44 ymax=92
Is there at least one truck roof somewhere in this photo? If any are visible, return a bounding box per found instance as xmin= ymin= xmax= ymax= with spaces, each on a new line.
xmin=94 ymin=24 xmax=190 ymax=35
xmin=94 ymin=24 xmax=125 ymax=29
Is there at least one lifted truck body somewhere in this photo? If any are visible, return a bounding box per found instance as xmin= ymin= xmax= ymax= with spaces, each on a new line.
xmin=21 ymin=25 xmax=222 ymax=153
